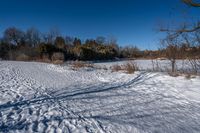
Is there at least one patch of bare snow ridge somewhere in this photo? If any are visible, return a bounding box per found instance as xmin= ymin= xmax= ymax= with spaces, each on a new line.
xmin=0 ymin=61 xmax=200 ymax=133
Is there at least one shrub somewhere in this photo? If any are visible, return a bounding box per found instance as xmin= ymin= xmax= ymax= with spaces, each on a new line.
xmin=124 ymin=62 xmax=138 ymax=74
xmin=168 ymin=71 xmax=179 ymax=77
xmin=16 ymin=53 xmax=30 ymax=61
xmin=72 ymin=61 xmax=85 ymax=68
xmin=111 ymin=62 xmax=138 ymax=74
xmin=79 ymin=47 xmax=96 ymax=60
xmin=36 ymin=58 xmax=51 ymax=63
xmin=111 ymin=64 xmax=123 ymax=72
xmin=52 ymin=60 xmax=64 ymax=65
xmin=71 ymin=61 xmax=94 ymax=70
xmin=52 ymin=52 xmax=64 ymax=61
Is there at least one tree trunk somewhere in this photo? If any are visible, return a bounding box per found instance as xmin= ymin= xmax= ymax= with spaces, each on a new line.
xmin=171 ymin=59 xmax=175 ymax=73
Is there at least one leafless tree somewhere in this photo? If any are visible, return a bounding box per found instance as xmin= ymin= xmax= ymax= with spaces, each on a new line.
xmin=3 ymin=27 xmax=25 ymax=59
xmin=107 ymin=36 xmax=119 ymax=54
xmin=26 ymin=27 xmax=41 ymax=47
xmin=161 ymin=33 xmax=182 ymax=73
xmin=3 ymin=27 xmax=25 ymax=46
xmin=188 ymin=58 xmax=200 ymax=74
xmin=96 ymin=36 xmax=106 ymax=45
xmin=43 ymin=28 xmax=60 ymax=44
xmin=160 ymin=0 xmax=200 ymax=74
xmin=65 ymin=36 xmax=74 ymax=46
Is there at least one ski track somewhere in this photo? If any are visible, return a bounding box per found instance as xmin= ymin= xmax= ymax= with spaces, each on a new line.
xmin=0 ymin=61 xmax=200 ymax=133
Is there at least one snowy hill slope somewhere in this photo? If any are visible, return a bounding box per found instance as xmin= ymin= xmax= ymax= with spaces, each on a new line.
xmin=0 ymin=61 xmax=200 ymax=133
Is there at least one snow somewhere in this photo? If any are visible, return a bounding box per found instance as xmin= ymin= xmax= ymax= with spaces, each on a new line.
xmin=0 ymin=60 xmax=200 ymax=133
xmin=96 ymin=59 xmax=200 ymax=73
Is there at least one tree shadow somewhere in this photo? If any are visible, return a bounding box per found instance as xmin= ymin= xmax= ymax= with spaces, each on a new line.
xmin=0 ymin=72 xmax=155 ymax=110
xmin=0 ymin=72 xmax=160 ymax=132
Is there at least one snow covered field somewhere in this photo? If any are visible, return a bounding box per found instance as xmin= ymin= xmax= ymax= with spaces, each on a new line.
xmin=0 ymin=60 xmax=200 ymax=133
xmin=96 ymin=59 xmax=200 ymax=73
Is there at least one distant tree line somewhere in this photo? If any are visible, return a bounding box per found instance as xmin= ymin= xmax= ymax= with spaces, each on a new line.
xmin=0 ymin=27 xmax=199 ymax=62
xmin=0 ymin=27 xmax=143 ymax=61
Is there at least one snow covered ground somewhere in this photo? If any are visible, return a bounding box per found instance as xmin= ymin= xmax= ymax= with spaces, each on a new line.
xmin=0 ymin=60 xmax=200 ymax=133
xmin=96 ymin=59 xmax=200 ymax=73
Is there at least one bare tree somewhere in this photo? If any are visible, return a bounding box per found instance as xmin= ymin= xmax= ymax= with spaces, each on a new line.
xmin=159 ymin=0 xmax=200 ymax=74
xmin=120 ymin=46 xmax=141 ymax=58
xmin=43 ymin=28 xmax=60 ymax=44
xmin=107 ymin=36 xmax=117 ymax=46
xmin=65 ymin=36 xmax=74 ymax=46
xmin=96 ymin=36 xmax=106 ymax=45
xmin=26 ymin=27 xmax=41 ymax=47
xmin=161 ymin=33 xmax=182 ymax=73
xmin=3 ymin=27 xmax=25 ymax=59
xmin=189 ymin=58 xmax=200 ymax=74
xmin=3 ymin=27 xmax=25 ymax=46
xmin=107 ymin=36 xmax=119 ymax=54
xmin=182 ymin=30 xmax=200 ymax=74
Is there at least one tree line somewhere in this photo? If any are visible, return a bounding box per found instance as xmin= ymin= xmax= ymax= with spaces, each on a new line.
xmin=0 ymin=27 xmax=143 ymax=61
xmin=0 ymin=26 xmax=199 ymax=63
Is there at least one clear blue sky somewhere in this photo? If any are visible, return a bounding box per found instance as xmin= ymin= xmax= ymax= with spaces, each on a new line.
xmin=0 ymin=0 xmax=199 ymax=49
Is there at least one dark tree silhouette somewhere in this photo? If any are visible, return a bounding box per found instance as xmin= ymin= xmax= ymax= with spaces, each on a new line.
xmin=55 ymin=36 xmax=65 ymax=50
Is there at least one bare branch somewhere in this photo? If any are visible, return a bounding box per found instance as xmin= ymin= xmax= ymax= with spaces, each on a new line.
xmin=160 ymin=0 xmax=200 ymax=34
xmin=160 ymin=23 xmax=200 ymax=34
xmin=182 ymin=0 xmax=200 ymax=7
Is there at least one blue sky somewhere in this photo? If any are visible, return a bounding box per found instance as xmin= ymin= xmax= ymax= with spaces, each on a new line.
xmin=0 ymin=0 xmax=199 ymax=49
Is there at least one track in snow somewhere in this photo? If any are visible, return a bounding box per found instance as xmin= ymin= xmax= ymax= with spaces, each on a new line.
xmin=0 ymin=61 xmax=200 ymax=133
